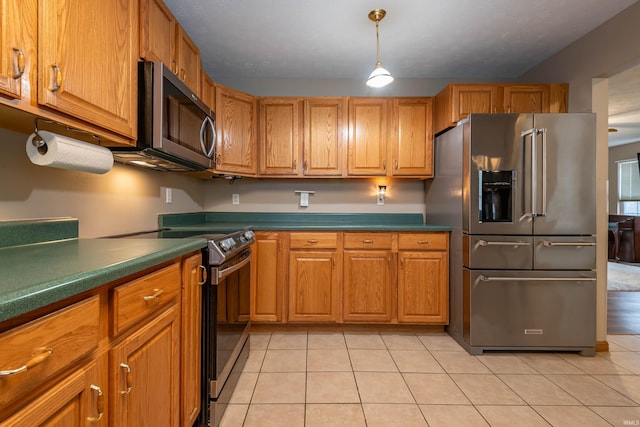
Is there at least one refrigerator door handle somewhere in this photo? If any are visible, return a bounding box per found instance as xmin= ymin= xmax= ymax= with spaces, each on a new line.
xmin=478 ymin=275 xmax=596 ymax=282
xmin=521 ymin=128 xmax=536 ymax=216
xmin=476 ymin=239 xmax=531 ymax=248
xmin=538 ymin=128 xmax=548 ymax=216
xmin=542 ymin=241 xmax=596 ymax=247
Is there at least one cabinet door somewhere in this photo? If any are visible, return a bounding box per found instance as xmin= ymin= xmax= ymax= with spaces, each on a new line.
xmin=343 ymin=250 xmax=393 ymax=322
xmin=252 ymin=232 xmax=287 ymax=322
xmin=201 ymin=70 xmax=215 ymax=112
xmin=452 ymin=85 xmax=499 ymax=120
xmin=303 ymin=98 xmax=346 ymax=176
xmin=0 ymin=0 xmax=35 ymax=100
xmin=398 ymin=251 xmax=448 ymax=323
xmin=3 ymin=359 xmax=105 ymax=427
xmin=38 ymin=0 xmax=137 ymax=138
xmin=258 ymin=98 xmax=301 ymax=176
xmin=139 ymin=0 xmax=176 ymax=70
xmin=347 ymin=98 xmax=389 ymax=176
xmin=111 ymin=305 xmax=180 ymax=427
xmin=215 ymin=84 xmax=257 ymax=175
xmin=175 ymin=25 xmax=201 ymax=95
xmin=503 ymin=84 xmax=550 ymax=113
xmin=288 ymin=250 xmax=339 ymax=322
xmin=181 ymin=253 xmax=202 ymax=427
xmin=391 ymin=97 xmax=433 ymax=177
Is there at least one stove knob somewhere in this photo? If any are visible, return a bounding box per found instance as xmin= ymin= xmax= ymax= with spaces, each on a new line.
xmin=219 ymin=238 xmax=233 ymax=252
xmin=243 ymin=230 xmax=255 ymax=241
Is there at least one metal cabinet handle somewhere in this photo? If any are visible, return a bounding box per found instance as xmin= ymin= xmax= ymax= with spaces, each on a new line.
xmin=87 ymin=384 xmax=105 ymax=422
xmin=387 ymin=257 xmax=391 ymax=268
xmin=293 ymin=159 xmax=297 ymax=170
xmin=362 ymin=239 xmax=373 ymax=244
xmin=49 ymin=65 xmax=62 ymax=92
xmin=400 ymin=258 xmax=404 ymax=269
xmin=394 ymin=159 xmax=398 ymax=170
xmin=12 ymin=48 xmax=25 ymax=79
xmin=383 ymin=159 xmax=386 ymax=170
xmin=0 ymin=347 xmax=53 ymax=376
xmin=332 ymin=257 xmax=335 ymax=269
xmin=180 ymin=69 xmax=186 ymax=81
xmin=417 ymin=240 xmax=429 ymax=244
xmin=307 ymin=239 xmax=319 ymax=244
xmin=303 ymin=160 xmax=308 ymax=171
xmin=143 ymin=288 xmax=164 ymax=302
xmin=542 ymin=241 xmax=596 ymax=247
xmin=198 ymin=265 xmax=207 ymax=285
xmin=119 ymin=363 xmax=132 ymax=395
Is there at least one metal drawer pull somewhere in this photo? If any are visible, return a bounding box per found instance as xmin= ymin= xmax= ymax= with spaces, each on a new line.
xmin=417 ymin=240 xmax=429 ymax=244
xmin=143 ymin=288 xmax=164 ymax=302
xmin=198 ymin=265 xmax=207 ymax=285
xmin=49 ymin=64 xmax=62 ymax=92
xmin=87 ymin=384 xmax=105 ymax=422
xmin=542 ymin=241 xmax=596 ymax=247
xmin=0 ymin=347 xmax=53 ymax=376
xmin=362 ymin=239 xmax=374 ymax=243
xmin=477 ymin=240 xmax=530 ymax=247
xmin=119 ymin=363 xmax=132 ymax=395
xmin=307 ymin=239 xmax=319 ymax=244
xmin=12 ymin=48 xmax=25 ymax=79
xmin=478 ymin=275 xmax=596 ymax=282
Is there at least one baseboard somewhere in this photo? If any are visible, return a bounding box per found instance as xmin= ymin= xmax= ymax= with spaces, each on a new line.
xmin=596 ymin=340 xmax=609 ymax=352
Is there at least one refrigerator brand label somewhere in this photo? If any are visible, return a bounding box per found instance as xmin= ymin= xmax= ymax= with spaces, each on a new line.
xmin=524 ymin=329 xmax=544 ymax=335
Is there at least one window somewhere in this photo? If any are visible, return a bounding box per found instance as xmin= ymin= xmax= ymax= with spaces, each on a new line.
xmin=618 ymin=158 xmax=640 ymax=214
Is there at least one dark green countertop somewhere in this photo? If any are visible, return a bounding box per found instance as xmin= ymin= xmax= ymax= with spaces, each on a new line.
xmin=0 ymin=237 xmax=206 ymax=323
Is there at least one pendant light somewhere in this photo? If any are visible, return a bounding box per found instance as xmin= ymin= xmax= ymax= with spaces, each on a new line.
xmin=366 ymin=9 xmax=394 ymax=88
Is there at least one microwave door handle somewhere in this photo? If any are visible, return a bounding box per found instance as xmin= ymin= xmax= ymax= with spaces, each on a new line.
xmin=200 ymin=116 xmax=216 ymax=158
xmin=521 ymin=128 xmax=536 ymax=217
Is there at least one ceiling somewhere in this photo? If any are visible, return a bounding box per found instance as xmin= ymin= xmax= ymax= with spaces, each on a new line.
xmin=163 ymin=0 xmax=640 ymax=146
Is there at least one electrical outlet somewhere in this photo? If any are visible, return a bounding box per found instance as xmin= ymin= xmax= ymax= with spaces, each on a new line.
xmin=166 ymin=188 xmax=173 ymax=204
xmin=232 ymin=194 xmax=240 ymax=205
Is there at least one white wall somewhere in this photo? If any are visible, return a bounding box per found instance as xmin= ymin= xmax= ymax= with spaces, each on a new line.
xmin=204 ymin=177 xmax=426 ymax=216
xmin=0 ymin=129 xmax=205 ymax=237
xmin=519 ymin=1 xmax=640 ymax=345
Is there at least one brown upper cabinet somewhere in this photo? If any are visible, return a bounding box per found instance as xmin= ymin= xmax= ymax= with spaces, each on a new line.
xmin=38 ymin=0 xmax=138 ymax=139
xmin=391 ymin=97 xmax=433 ymax=177
xmin=139 ymin=0 xmax=201 ymax=95
xmin=257 ymin=97 xmax=347 ymax=177
xmin=0 ymin=0 xmax=35 ymax=100
xmin=258 ymin=97 xmax=301 ymax=176
xmin=347 ymin=98 xmax=390 ymax=176
xmin=434 ymin=83 xmax=568 ymax=135
xmin=215 ymin=84 xmax=257 ymax=175
xmin=201 ymin=69 xmax=215 ymax=112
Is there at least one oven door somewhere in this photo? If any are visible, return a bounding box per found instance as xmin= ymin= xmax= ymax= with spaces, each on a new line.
xmin=208 ymin=249 xmax=251 ymax=398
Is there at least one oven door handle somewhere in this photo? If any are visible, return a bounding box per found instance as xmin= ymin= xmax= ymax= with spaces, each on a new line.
xmin=216 ymin=254 xmax=251 ymax=282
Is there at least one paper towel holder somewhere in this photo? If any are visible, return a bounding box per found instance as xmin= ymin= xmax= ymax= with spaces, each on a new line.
xmin=31 ymin=118 xmax=101 ymax=155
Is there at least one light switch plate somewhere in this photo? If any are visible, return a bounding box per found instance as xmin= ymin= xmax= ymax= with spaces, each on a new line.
xmin=300 ymin=192 xmax=309 ymax=207
xmin=232 ymin=194 xmax=240 ymax=205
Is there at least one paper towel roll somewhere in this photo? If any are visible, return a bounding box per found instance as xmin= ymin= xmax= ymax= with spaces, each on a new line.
xmin=26 ymin=131 xmax=114 ymax=174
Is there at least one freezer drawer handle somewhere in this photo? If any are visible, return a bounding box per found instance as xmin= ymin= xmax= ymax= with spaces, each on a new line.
xmin=478 ymin=275 xmax=596 ymax=282
xmin=542 ymin=241 xmax=596 ymax=247
xmin=476 ymin=240 xmax=530 ymax=248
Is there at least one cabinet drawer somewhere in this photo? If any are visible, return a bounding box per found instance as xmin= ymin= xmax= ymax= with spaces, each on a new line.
xmin=344 ymin=233 xmax=393 ymax=249
xmin=398 ymin=233 xmax=448 ymax=250
xmin=0 ymin=296 xmax=100 ymax=410
xmin=113 ymin=262 xmax=181 ymax=335
xmin=290 ymin=232 xmax=338 ymax=249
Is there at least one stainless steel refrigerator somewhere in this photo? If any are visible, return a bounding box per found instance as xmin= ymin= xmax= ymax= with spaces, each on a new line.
xmin=426 ymin=113 xmax=597 ymax=356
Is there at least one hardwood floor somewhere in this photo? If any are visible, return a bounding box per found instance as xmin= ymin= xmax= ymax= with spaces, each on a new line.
xmin=607 ymin=290 xmax=640 ymax=334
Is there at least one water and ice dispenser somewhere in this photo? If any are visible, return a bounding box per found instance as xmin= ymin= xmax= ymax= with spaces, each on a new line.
xmin=480 ymin=170 xmax=513 ymax=222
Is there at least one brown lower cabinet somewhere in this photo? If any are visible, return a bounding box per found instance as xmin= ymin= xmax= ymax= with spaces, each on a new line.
xmin=0 ymin=252 xmax=202 ymax=427
xmin=251 ymin=230 xmax=449 ymax=325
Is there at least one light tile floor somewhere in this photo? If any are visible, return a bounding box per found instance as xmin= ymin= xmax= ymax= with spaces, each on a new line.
xmin=220 ymin=331 xmax=640 ymax=427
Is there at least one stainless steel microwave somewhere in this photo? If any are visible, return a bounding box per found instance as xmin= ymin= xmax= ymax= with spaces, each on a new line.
xmin=111 ymin=61 xmax=215 ymax=171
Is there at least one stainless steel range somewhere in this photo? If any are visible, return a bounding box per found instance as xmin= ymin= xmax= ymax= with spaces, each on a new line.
xmin=197 ymin=229 xmax=254 ymax=427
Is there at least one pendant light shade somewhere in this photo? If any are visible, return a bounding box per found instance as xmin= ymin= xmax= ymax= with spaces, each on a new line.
xmin=366 ymin=9 xmax=394 ymax=88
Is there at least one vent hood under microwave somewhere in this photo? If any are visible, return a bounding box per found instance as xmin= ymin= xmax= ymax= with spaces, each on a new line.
xmin=110 ymin=61 xmax=216 ymax=172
